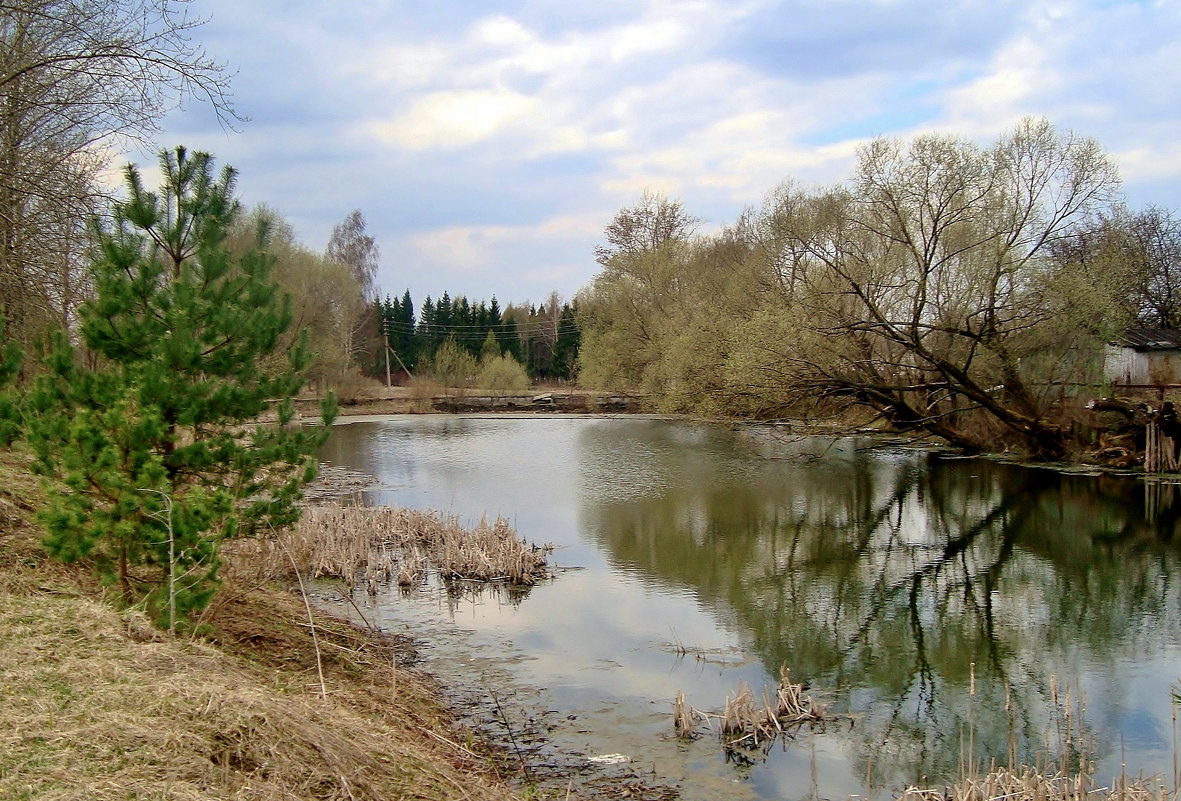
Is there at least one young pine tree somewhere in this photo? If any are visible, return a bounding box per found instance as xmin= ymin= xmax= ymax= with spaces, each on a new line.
xmin=27 ymin=147 xmax=337 ymax=629
xmin=0 ymin=314 xmax=22 ymax=445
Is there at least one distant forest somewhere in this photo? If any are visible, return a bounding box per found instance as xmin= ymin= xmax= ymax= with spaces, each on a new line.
xmin=371 ymin=291 xmax=581 ymax=383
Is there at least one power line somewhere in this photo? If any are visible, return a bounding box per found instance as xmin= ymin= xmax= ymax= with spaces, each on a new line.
xmin=380 ymin=318 xmax=582 ymax=336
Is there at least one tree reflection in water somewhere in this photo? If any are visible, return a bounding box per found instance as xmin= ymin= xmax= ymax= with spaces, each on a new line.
xmin=578 ymin=424 xmax=1181 ymax=787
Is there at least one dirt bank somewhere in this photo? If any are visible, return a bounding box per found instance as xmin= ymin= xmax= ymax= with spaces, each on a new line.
xmin=0 ymin=446 xmax=524 ymax=801
xmin=0 ymin=444 xmax=679 ymax=801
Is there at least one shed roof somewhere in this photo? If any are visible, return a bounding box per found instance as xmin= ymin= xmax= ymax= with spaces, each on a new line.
xmin=1111 ymin=327 xmax=1181 ymax=351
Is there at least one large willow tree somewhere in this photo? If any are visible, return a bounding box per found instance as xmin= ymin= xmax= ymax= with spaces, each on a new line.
xmin=735 ymin=118 xmax=1121 ymax=458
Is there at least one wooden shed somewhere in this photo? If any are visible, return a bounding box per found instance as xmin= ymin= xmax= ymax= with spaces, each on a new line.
xmin=1104 ymin=328 xmax=1181 ymax=387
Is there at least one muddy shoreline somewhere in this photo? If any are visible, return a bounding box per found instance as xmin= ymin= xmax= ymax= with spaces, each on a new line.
xmin=300 ymin=460 xmax=681 ymax=800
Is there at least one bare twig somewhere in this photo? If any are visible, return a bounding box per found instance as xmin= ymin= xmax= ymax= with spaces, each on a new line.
xmin=279 ymin=536 xmax=326 ymax=701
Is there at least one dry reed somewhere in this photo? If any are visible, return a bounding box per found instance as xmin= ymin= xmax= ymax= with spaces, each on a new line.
xmin=673 ymin=690 xmax=699 ymax=738
xmin=896 ymin=671 xmax=1176 ymax=801
xmin=897 ymin=766 xmax=1174 ymax=801
xmin=677 ymin=663 xmax=828 ymax=747
xmin=243 ymin=504 xmax=553 ymax=589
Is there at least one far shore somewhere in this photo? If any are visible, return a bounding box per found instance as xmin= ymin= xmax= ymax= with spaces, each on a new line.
xmin=297 ymin=385 xmax=644 ymax=417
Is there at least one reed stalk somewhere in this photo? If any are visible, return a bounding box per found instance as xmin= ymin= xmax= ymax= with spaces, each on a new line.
xmin=899 ymin=675 xmax=1174 ymax=801
xmin=673 ymin=690 xmax=697 ymax=738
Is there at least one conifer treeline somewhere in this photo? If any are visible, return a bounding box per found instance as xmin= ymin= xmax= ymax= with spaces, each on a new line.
xmin=374 ymin=290 xmax=581 ymax=382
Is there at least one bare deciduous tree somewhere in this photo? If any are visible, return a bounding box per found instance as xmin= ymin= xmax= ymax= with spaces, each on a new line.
xmin=593 ymin=189 xmax=701 ymax=267
xmin=579 ymin=120 xmax=1125 ymax=458
xmin=0 ymin=0 xmax=237 ymax=345
xmin=1052 ymin=206 xmax=1181 ymax=330
xmin=580 ymin=193 xmax=702 ymax=390
xmin=226 ymin=204 xmax=362 ymax=392
xmin=326 ymin=209 xmax=379 ymax=302
xmin=324 ymin=208 xmax=381 ymax=370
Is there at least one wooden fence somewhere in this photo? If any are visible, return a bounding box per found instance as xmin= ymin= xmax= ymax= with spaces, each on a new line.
xmin=1145 ymin=416 xmax=1180 ymax=473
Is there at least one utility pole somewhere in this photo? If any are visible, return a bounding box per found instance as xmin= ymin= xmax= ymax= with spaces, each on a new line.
xmin=382 ymin=314 xmax=392 ymax=389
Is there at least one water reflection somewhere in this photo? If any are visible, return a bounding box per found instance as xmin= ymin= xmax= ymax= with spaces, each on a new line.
xmin=577 ymin=423 xmax=1181 ymax=786
xmin=320 ymin=417 xmax=1181 ymax=798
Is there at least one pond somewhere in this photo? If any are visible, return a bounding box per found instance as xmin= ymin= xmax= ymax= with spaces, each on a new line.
xmin=315 ymin=415 xmax=1181 ymax=800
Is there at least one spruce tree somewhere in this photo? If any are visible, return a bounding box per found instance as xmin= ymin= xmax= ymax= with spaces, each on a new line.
xmin=552 ymin=303 xmax=582 ymax=381
xmin=397 ymin=289 xmax=416 ymax=369
xmin=27 ymin=147 xmax=336 ymax=629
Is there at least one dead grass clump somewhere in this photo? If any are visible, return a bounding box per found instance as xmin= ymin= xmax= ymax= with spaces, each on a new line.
xmin=246 ymin=505 xmax=552 ymax=589
xmin=676 ymin=664 xmax=828 ymax=748
xmin=673 ymin=690 xmax=700 ymax=738
xmin=897 ymin=766 xmax=1174 ymax=801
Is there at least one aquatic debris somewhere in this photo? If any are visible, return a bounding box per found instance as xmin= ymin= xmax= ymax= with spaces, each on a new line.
xmin=240 ymin=505 xmax=553 ymax=588
xmin=674 ymin=664 xmax=828 ymax=748
xmin=300 ymin=464 xmax=378 ymax=502
xmin=585 ymin=753 xmax=631 ymax=765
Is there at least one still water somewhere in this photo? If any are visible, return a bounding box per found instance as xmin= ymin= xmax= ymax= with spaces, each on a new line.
xmin=317 ymin=415 xmax=1181 ymax=799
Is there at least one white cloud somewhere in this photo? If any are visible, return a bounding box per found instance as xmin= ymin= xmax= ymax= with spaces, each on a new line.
xmin=1115 ymin=141 xmax=1181 ymax=187
xmin=368 ymin=43 xmax=452 ymax=88
xmin=470 ymin=15 xmax=535 ymax=49
xmin=926 ymin=0 xmax=1181 ymax=163
xmin=936 ymin=33 xmax=1059 ymax=139
xmin=404 ymin=213 xmax=605 ymax=273
xmin=593 ymin=59 xmax=888 ymax=205
xmin=382 ymin=213 xmax=604 ymax=302
xmin=605 ymin=16 xmax=693 ymax=61
xmin=371 ymin=89 xmax=538 ymax=150
xmin=345 ymin=1 xmax=762 ymax=160
xmin=139 ymin=0 xmax=1181 ymax=305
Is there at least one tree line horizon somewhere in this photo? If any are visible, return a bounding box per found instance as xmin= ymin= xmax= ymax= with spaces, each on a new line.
xmin=4 ymin=0 xmax=1180 ymax=469
xmin=370 ymin=289 xmax=581 ymax=386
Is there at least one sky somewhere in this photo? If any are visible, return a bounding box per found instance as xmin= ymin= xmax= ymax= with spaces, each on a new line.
xmin=131 ymin=0 xmax=1181 ymax=310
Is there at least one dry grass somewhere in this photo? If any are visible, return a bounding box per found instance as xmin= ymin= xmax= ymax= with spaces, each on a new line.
xmin=0 ymin=589 xmax=522 ymax=801
xmin=897 ymin=767 xmax=1175 ymax=801
xmin=239 ymin=505 xmax=552 ymax=591
xmin=895 ymin=669 xmax=1176 ymax=801
xmin=675 ymin=664 xmax=828 ymax=748
xmin=0 ymin=446 xmax=523 ymax=801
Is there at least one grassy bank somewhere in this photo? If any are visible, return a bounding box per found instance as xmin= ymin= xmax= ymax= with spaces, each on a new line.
xmin=0 ymin=446 xmax=521 ymax=801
